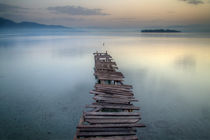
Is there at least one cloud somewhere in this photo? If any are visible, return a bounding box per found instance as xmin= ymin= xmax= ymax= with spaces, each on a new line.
xmin=47 ymin=6 xmax=109 ymax=16
xmin=112 ymin=18 xmax=137 ymax=22
xmin=0 ymin=3 xmax=28 ymax=13
xmin=179 ymin=0 xmax=204 ymax=5
xmin=167 ymin=11 xmax=176 ymax=14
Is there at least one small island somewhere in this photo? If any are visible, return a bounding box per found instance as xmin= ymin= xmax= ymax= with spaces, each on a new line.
xmin=141 ymin=29 xmax=181 ymax=33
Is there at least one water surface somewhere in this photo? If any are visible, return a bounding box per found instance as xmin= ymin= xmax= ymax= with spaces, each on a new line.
xmin=0 ymin=30 xmax=210 ymax=140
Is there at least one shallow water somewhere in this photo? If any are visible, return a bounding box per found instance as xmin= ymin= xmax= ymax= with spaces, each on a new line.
xmin=0 ymin=30 xmax=210 ymax=140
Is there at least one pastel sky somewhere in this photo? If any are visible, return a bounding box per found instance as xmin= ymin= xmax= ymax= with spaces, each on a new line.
xmin=0 ymin=0 xmax=210 ymax=28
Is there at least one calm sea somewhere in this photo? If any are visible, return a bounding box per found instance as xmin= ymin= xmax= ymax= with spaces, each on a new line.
xmin=0 ymin=29 xmax=210 ymax=140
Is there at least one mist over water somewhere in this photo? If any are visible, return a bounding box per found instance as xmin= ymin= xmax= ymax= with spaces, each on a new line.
xmin=0 ymin=30 xmax=210 ymax=140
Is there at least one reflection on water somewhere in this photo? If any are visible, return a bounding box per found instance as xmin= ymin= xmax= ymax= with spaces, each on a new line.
xmin=174 ymin=55 xmax=196 ymax=70
xmin=0 ymin=31 xmax=210 ymax=140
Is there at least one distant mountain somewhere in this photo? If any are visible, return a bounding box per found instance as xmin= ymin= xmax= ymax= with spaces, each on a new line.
xmin=0 ymin=17 xmax=68 ymax=29
xmin=141 ymin=29 xmax=181 ymax=33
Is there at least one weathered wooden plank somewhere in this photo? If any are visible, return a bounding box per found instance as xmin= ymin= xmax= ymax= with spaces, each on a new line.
xmin=92 ymin=102 xmax=136 ymax=107
xmin=95 ymin=84 xmax=133 ymax=89
xmin=78 ymin=127 xmax=136 ymax=132
xmin=90 ymin=90 xmax=134 ymax=98
xmin=95 ymin=59 xmax=113 ymax=63
xmin=95 ymin=67 xmax=116 ymax=71
xmin=86 ymin=118 xmax=140 ymax=124
xmin=95 ymin=73 xmax=124 ymax=78
xmin=91 ymin=107 xmax=102 ymax=112
xmin=95 ymin=71 xmax=122 ymax=76
xmin=95 ymin=94 xmax=135 ymax=99
xmin=94 ymin=55 xmax=112 ymax=59
xmin=93 ymin=90 xmax=134 ymax=96
xmin=84 ymin=112 xmax=140 ymax=116
xmin=84 ymin=116 xmax=141 ymax=119
xmin=77 ymin=131 xmax=136 ymax=137
xmin=95 ymin=75 xmax=124 ymax=79
xmin=93 ymin=52 xmax=109 ymax=55
xmin=95 ymin=87 xmax=132 ymax=92
xmin=95 ymin=88 xmax=132 ymax=93
xmin=97 ymin=100 xmax=130 ymax=105
xmin=93 ymin=96 xmax=138 ymax=102
xmin=95 ymin=61 xmax=117 ymax=65
xmin=77 ymin=123 xmax=146 ymax=128
xmin=96 ymin=86 xmax=131 ymax=89
xmin=75 ymin=135 xmax=138 ymax=140
xmin=93 ymin=99 xmax=135 ymax=105
xmin=86 ymin=104 xmax=140 ymax=110
xmin=95 ymin=62 xmax=118 ymax=67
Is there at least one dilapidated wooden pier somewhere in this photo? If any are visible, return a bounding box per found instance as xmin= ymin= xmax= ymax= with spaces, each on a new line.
xmin=74 ymin=52 xmax=145 ymax=140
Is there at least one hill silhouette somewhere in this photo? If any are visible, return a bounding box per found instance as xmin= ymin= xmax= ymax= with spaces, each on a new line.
xmin=0 ymin=17 xmax=68 ymax=29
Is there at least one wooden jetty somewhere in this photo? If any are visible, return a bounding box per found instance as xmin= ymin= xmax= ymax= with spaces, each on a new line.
xmin=74 ymin=52 xmax=145 ymax=140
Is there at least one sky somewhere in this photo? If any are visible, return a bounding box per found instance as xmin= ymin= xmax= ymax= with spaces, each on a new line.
xmin=0 ymin=0 xmax=210 ymax=29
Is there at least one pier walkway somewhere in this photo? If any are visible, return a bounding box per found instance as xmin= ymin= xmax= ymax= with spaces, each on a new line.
xmin=74 ymin=52 xmax=145 ymax=140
